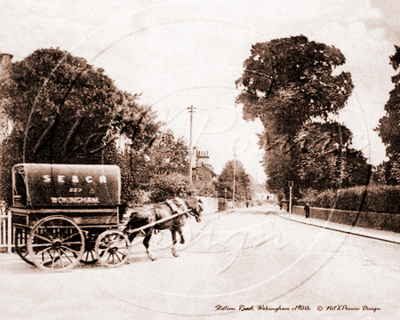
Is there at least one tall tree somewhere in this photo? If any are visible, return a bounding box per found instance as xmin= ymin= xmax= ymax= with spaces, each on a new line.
xmin=145 ymin=129 xmax=189 ymax=176
xmin=108 ymin=128 xmax=193 ymax=203
xmin=0 ymin=48 xmax=160 ymax=203
xmin=376 ymin=45 xmax=400 ymax=184
xmin=295 ymin=122 xmax=369 ymax=191
xmin=371 ymin=162 xmax=387 ymax=185
xmin=216 ymin=160 xmax=250 ymax=201
xmin=235 ymin=35 xmax=354 ymax=193
xmin=1 ymin=48 xmax=159 ymax=163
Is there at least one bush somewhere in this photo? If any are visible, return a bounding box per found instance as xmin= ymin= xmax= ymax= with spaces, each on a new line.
xmin=312 ymin=185 xmax=400 ymax=214
xmin=128 ymin=189 xmax=151 ymax=206
xmin=192 ymin=180 xmax=217 ymax=197
xmin=148 ymin=173 xmax=195 ymax=203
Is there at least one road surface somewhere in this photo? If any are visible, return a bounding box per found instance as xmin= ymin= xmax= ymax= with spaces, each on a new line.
xmin=1 ymin=204 xmax=399 ymax=319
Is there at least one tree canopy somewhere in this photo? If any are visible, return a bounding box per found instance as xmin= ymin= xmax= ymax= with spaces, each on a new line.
xmin=0 ymin=47 xmax=216 ymax=204
xmin=235 ymin=35 xmax=355 ymax=194
xmin=296 ymin=122 xmax=369 ymax=191
xmin=216 ymin=160 xmax=250 ymax=201
xmin=376 ymin=45 xmax=400 ymax=184
xmin=148 ymin=173 xmax=195 ymax=203
xmin=144 ymin=129 xmax=189 ymax=176
xmin=1 ymin=48 xmax=159 ymax=164
xmin=0 ymin=48 xmax=163 ymax=203
xmin=106 ymin=128 xmax=192 ymax=203
xmin=236 ymin=35 xmax=354 ymax=137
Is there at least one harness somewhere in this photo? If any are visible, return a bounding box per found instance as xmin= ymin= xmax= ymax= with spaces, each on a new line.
xmin=120 ymin=197 xmax=198 ymax=234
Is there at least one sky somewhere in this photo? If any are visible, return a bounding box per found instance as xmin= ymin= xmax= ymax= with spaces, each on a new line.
xmin=2 ymin=0 xmax=400 ymax=184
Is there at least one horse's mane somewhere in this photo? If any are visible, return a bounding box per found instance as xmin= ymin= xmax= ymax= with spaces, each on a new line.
xmin=184 ymin=197 xmax=198 ymax=209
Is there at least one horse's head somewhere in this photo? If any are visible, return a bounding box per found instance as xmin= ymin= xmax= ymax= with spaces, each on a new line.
xmin=184 ymin=197 xmax=203 ymax=222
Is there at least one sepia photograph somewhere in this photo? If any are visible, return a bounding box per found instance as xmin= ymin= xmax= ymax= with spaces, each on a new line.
xmin=1 ymin=0 xmax=399 ymax=319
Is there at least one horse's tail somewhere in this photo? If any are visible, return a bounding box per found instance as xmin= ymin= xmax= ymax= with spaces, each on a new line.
xmin=119 ymin=203 xmax=131 ymax=223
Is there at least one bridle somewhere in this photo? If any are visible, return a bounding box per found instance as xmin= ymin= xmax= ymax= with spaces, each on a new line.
xmin=187 ymin=203 xmax=202 ymax=222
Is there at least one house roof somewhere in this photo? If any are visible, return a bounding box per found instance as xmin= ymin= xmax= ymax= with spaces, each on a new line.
xmin=249 ymin=174 xmax=274 ymax=195
xmin=195 ymin=164 xmax=217 ymax=177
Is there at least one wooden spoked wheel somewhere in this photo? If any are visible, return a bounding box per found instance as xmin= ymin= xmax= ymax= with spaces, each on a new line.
xmin=80 ymin=233 xmax=98 ymax=265
xmin=95 ymin=230 xmax=130 ymax=267
xmin=27 ymin=216 xmax=85 ymax=272
xmin=14 ymin=228 xmax=34 ymax=266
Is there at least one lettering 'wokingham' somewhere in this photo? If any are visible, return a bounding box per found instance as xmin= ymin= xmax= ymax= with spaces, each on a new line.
xmin=51 ymin=197 xmax=100 ymax=204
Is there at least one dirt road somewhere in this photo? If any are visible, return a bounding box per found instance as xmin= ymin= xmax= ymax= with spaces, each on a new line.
xmin=1 ymin=205 xmax=399 ymax=319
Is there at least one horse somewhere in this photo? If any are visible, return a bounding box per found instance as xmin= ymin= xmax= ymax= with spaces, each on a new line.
xmin=121 ymin=197 xmax=203 ymax=260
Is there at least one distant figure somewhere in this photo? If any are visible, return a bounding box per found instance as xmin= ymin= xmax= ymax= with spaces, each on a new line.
xmin=304 ymin=203 xmax=310 ymax=218
xmin=279 ymin=201 xmax=283 ymax=210
xmin=246 ymin=200 xmax=249 ymax=208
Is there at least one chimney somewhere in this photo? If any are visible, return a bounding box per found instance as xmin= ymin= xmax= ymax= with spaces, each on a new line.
xmin=0 ymin=53 xmax=13 ymax=84
xmin=197 ymin=150 xmax=209 ymax=166
xmin=0 ymin=54 xmax=14 ymax=141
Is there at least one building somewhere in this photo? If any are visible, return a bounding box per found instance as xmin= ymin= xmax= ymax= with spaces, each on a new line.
xmin=252 ymin=191 xmax=276 ymax=202
xmin=192 ymin=148 xmax=216 ymax=182
xmin=249 ymin=175 xmax=276 ymax=203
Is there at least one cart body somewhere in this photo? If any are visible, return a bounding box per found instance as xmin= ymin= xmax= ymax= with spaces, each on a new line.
xmin=10 ymin=163 xmax=129 ymax=271
xmin=11 ymin=163 xmax=121 ymax=228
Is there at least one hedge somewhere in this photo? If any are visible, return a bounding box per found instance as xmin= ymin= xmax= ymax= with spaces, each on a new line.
xmin=311 ymin=185 xmax=400 ymax=214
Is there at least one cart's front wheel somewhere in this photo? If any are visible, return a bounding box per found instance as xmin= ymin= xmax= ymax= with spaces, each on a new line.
xmin=27 ymin=216 xmax=85 ymax=272
xmin=14 ymin=228 xmax=34 ymax=266
xmin=95 ymin=230 xmax=130 ymax=267
xmin=80 ymin=233 xmax=98 ymax=265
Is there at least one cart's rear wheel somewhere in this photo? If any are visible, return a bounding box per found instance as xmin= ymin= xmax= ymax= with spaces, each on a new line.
xmin=27 ymin=216 xmax=85 ymax=272
xmin=14 ymin=228 xmax=34 ymax=266
xmin=95 ymin=230 xmax=130 ymax=267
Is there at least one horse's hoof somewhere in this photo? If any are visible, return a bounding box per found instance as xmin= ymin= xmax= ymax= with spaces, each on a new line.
xmin=180 ymin=239 xmax=185 ymax=244
xmin=171 ymin=248 xmax=179 ymax=257
xmin=146 ymin=251 xmax=156 ymax=261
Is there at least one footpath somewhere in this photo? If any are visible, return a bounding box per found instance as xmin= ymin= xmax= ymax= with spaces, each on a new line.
xmin=276 ymin=209 xmax=400 ymax=245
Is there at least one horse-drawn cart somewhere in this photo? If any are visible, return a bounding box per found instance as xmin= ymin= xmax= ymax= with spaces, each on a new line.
xmin=10 ymin=163 xmax=130 ymax=271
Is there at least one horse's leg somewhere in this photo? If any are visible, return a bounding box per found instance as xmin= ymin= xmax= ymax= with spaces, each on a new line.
xmin=128 ymin=231 xmax=139 ymax=243
xmin=177 ymin=227 xmax=185 ymax=244
xmin=123 ymin=231 xmax=138 ymax=265
xmin=143 ymin=228 xmax=155 ymax=261
xmin=171 ymin=228 xmax=179 ymax=257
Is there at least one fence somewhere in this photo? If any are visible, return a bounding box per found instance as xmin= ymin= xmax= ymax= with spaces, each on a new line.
xmin=0 ymin=206 xmax=12 ymax=253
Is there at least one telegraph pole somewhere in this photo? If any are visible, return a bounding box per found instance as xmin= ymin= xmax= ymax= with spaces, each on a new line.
xmin=187 ymin=105 xmax=196 ymax=183
xmin=233 ymin=146 xmax=236 ymax=207
xmin=288 ymin=181 xmax=293 ymax=215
